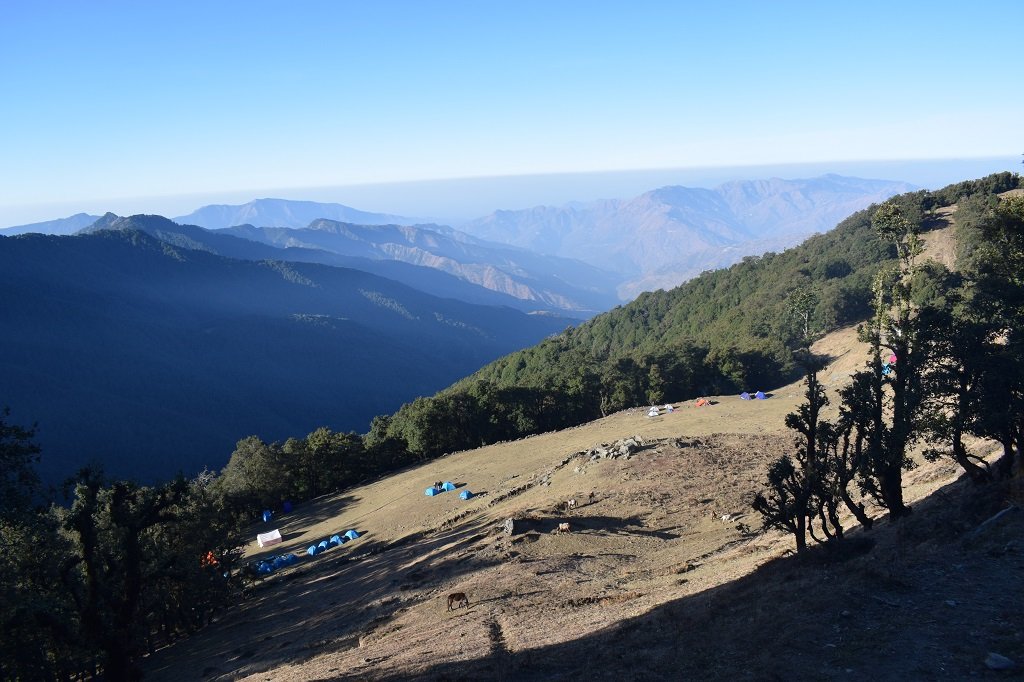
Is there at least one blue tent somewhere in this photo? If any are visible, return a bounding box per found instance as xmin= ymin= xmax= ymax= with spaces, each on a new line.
xmin=307 ymin=544 xmax=319 ymax=556
xmin=442 ymin=481 xmax=457 ymax=492
xmin=329 ymin=534 xmax=343 ymax=546
xmin=425 ymin=487 xmax=440 ymax=496
xmin=317 ymin=540 xmax=329 ymax=553
xmin=345 ymin=529 xmax=360 ymax=541
xmin=459 ymin=490 xmax=473 ymax=500
xmin=740 ymin=392 xmax=752 ymax=400
xmin=283 ymin=553 xmax=299 ymax=565
xmin=755 ymin=391 xmax=767 ymax=400
xmin=262 ymin=509 xmax=273 ymax=523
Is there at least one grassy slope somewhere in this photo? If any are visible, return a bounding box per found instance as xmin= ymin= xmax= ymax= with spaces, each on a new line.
xmin=142 ymin=217 xmax=1024 ymax=681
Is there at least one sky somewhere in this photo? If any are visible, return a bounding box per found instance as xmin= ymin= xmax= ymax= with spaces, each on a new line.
xmin=1 ymin=1 xmax=1021 ymax=226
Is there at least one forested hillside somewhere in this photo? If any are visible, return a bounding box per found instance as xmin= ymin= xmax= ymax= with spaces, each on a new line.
xmin=370 ymin=173 xmax=1021 ymax=459
xmin=0 ymin=228 xmax=569 ymax=483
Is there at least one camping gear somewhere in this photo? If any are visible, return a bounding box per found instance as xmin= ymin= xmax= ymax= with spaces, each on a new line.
xmin=755 ymin=391 xmax=767 ymax=400
xmin=647 ymin=407 xmax=659 ymax=417
xmin=317 ymin=540 xmax=329 ymax=553
xmin=425 ymin=486 xmax=440 ymax=496
xmin=262 ymin=509 xmax=273 ymax=523
xmin=442 ymin=481 xmax=457 ymax=492
xmin=307 ymin=545 xmax=319 ymax=556
xmin=459 ymin=490 xmax=473 ymax=500
xmin=740 ymin=392 xmax=752 ymax=400
xmin=695 ymin=398 xmax=708 ymax=407
xmin=282 ymin=501 xmax=293 ymax=513
xmin=329 ymin=534 xmax=343 ymax=546
xmin=344 ymin=529 xmax=360 ymax=541
xmin=257 ymin=529 xmax=282 ymax=548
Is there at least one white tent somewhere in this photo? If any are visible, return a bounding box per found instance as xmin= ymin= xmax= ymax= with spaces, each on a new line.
xmin=257 ymin=529 xmax=282 ymax=548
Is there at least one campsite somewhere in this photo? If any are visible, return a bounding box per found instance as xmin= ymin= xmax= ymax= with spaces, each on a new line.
xmin=136 ymin=215 xmax=1024 ymax=680
xmin=143 ymin=320 xmax=1023 ymax=681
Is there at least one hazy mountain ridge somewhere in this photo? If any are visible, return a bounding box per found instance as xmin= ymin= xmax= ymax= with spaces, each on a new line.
xmin=0 ymin=229 xmax=571 ymax=483
xmin=220 ymin=219 xmax=620 ymax=314
xmin=174 ymin=198 xmax=416 ymax=230
xmin=0 ymin=212 xmax=101 ymax=236
xmin=460 ymin=174 xmax=917 ymax=297
xmin=76 ymin=213 xmax=583 ymax=314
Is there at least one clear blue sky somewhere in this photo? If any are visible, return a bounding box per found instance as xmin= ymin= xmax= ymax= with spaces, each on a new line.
xmin=1 ymin=1 xmax=1021 ymax=224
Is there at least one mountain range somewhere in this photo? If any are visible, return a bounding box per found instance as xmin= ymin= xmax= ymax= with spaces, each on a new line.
xmin=217 ymin=220 xmax=618 ymax=314
xmin=460 ymin=174 xmax=916 ymax=296
xmin=0 ymin=228 xmax=570 ymax=483
xmin=0 ymin=174 xmax=918 ymax=482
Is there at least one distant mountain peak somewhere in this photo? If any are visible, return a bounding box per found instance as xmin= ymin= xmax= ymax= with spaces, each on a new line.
xmin=175 ymin=198 xmax=420 ymax=230
xmin=0 ymin=212 xmax=104 ymax=236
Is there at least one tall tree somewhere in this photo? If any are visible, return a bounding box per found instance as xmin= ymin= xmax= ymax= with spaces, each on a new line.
xmin=753 ymin=356 xmax=844 ymax=553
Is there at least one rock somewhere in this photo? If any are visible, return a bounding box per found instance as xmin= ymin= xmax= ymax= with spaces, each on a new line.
xmin=503 ymin=518 xmax=516 ymax=536
xmin=985 ymin=653 xmax=1015 ymax=670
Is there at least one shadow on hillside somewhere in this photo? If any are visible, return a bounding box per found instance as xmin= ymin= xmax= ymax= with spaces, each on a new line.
xmin=364 ymin=474 xmax=1023 ymax=682
xmin=143 ymin=514 xmax=509 ymax=681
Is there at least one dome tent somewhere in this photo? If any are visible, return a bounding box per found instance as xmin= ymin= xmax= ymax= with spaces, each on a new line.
xmin=442 ymin=481 xmax=457 ymax=492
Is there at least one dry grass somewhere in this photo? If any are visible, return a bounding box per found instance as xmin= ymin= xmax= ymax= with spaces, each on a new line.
xmin=142 ymin=324 xmax=1023 ymax=681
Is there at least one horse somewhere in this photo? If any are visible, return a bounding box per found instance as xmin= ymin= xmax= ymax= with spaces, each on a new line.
xmin=447 ymin=592 xmax=469 ymax=611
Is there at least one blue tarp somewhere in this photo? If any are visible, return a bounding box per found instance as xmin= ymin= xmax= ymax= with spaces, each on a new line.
xmin=262 ymin=509 xmax=273 ymax=523
xmin=459 ymin=490 xmax=473 ymax=500
xmin=345 ymin=529 xmax=360 ymax=541
xmin=442 ymin=481 xmax=456 ymax=491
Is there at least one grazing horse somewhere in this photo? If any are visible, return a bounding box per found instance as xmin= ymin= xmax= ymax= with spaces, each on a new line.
xmin=557 ymin=522 xmax=571 ymax=533
xmin=447 ymin=592 xmax=469 ymax=611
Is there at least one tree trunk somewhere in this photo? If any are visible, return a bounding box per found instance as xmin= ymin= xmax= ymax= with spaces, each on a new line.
xmin=880 ymin=466 xmax=911 ymax=519
xmin=839 ymin=488 xmax=874 ymax=529
xmin=952 ymin=433 xmax=991 ymax=484
xmin=795 ymin=513 xmax=807 ymax=554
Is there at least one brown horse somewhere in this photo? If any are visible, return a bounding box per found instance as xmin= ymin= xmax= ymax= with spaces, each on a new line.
xmin=447 ymin=592 xmax=469 ymax=611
